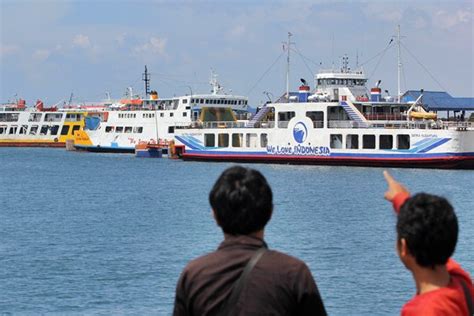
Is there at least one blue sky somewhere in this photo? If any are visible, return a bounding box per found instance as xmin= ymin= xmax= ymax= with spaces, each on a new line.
xmin=1 ymin=0 xmax=472 ymax=107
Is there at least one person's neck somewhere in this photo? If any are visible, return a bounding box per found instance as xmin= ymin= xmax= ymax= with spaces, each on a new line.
xmin=224 ymin=230 xmax=264 ymax=240
xmin=411 ymin=264 xmax=450 ymax=295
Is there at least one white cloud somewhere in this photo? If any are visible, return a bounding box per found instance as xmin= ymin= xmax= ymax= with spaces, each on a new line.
xmin=115 ymin=33 xmax=127 ymax=46
xmin=0 ymin=44 xmax=19 ymax=57
xmin=228 ymin=25 xmax=246 ymax=38
xmin=134 ymin=36 xmax=167 ymax=56
xmin=73 ymin=34 xmax=91 ymax=48
xmin=32 ymin=49 xmax=51 ymax=61
xmin=434 ymin=9 xmax=472 ymax=30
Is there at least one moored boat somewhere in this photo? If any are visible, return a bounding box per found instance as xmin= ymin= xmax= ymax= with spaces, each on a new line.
xmin=74 ymin=71 xmax=251 ymax=153
xmin=0 ymin=99 xmax=90 ymax=147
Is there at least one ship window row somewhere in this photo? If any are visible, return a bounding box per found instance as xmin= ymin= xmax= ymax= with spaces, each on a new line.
xmin=143 ymin=113 xmax=155 ymax=118
xmin=105 ymin=126 xmax=143 ymax=133
xmin=0 ymin=124 xmax=80 ymax=136
xmin=330 ymin=134 xmax=410 ymax=150
xmin=119 ymin=113 xmax=137 ymax=118
xmin=317 ymin=79 xmax=366 ymax=86
xmin=0 ymin=113 xmax=20 ymax=122
xmin=191 ymin=98 xmax=248 ymax=106
xmin=204 ymin=133 xmax=268 ymax=148
xmin=65 ymin=113 xmax=83 ymax=121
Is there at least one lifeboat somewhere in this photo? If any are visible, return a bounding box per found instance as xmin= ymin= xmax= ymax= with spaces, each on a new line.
xmin=409 ymin=111 xmax=437 ymax=120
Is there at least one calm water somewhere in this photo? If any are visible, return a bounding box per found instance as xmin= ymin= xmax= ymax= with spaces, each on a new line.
xmin=1 ymin=148 xmax=473 ymax=315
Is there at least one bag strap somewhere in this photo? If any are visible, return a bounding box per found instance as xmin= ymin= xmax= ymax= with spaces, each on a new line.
xmin=460 ymin=279 xmax=473 ymax=315
xmin=218 ymin=247 xmax=267 ymax=315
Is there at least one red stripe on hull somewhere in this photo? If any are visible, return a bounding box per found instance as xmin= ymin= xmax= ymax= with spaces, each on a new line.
xmin=182 ymin=153 xmax=474 ymax=169
xmin=0 ymin=142 xmax=65 ymax=148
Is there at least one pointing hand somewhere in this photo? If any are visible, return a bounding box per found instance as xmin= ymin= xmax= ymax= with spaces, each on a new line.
xmin=383 ymin=170 xmax=409 ymax=202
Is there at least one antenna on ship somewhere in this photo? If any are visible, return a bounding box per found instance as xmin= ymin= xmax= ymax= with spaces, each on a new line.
xmin=393 ymin=25 xmax=405 ymax=103
xmin=283 ymin=32 xmax=294 ymax=101
xmin=142 ymin=65 xmax=151 ymax=98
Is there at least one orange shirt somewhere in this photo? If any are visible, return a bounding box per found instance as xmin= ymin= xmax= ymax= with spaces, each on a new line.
xmin=392 ymin=192 xmax=474 ymax=316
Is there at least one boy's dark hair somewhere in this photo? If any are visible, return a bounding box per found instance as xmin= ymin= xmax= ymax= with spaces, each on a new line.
xmin=397 ymin=193 xmax=458 ymax=268
xmin=209 ymin=166 xmax=273 ymax=235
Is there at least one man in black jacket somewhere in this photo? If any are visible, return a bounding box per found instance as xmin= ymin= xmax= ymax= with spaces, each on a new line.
xmin=173 ymin=166 xmax=327 ymax=315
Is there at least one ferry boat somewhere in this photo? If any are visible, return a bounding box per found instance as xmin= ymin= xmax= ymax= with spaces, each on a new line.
xmin=73 ymin=72 xmax=250 ymax=153
xmin=173 ymin=34 xmax=473 ymax=169
xmin=0 ymin=99 xmax=89 ymax=147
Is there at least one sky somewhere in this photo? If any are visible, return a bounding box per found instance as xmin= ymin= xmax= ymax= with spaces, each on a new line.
xmin=0 ymin=0 xmax=473 ymax=107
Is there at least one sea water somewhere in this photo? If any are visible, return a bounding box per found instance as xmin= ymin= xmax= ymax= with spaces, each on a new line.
xmin=1 ymin=148 xmax=473 ymax=315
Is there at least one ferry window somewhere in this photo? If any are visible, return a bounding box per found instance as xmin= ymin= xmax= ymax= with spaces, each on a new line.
xmin=50 ymin=125 xmax=60 ymax=135
xmin=346 ymin=134 xmax=359 ymax=149
xmin=330 ymin=134 xmax=343 ymax=149
xmin=71 ymin=125 xmax=81 ymax=134
xmin=45 ymin=113 xmax=63 ymax=122
xmin=19 ymin=125 xmax=28 ymax=134
xmin=28 ymin=113 xmax=42 ymax=122
xmin=260 ymin=134 xmax=268 ymax=147
xmin=183 ymin=112 xmax=187 ymax=117
xmin=306 ymin=111 xmax=324 ymax=128
xmin=40 ymin=125 xmax=49 ymax=135
xmin=204 ymin=134 xmax=215 ymax=147
xmin=2 ymin=113 xmax=19 ymax=122
xmin=246 ymin=133 xmax=258 ymax=148
xmin=160 ymin=113 xmax=164 ymax=117
xmin=245 ymin=100 xmax=248 ymax=105
xmin=232 ymin=133 xmax=243 ymax=147
xmin=380 ymin=135 xmax=393 ymax=149
xmin=133 ymin=127 xmax=143 ymax=133
xmin=0 ymin=125 xmax=6 ymax=134
xmin=397 ymin=135 xmax=410 ymax=150
xmin=170 ymin=113 xmax=174 ymax=117
xmin=124 ymin=126 xmax=132 ymax=133
xmin=168 ymin=126 xmax=175 ymax=134
xmin=29 ymin=125 xmax=38 ymax=135
xmin=278 ymin=111 xmax=295 ymax=128
xmin=363 ymin=135 xmax=376 ymax=149
xmin=9 ymin=125 xmax=18 ymax=135
xmin=206 ymin=99 xmax=209 ymax=104
xmin=218 ymin=133 xmax=229 ymax=147
xmin=200 ymin=99 xmax=204 ymax=103
xmin=116 ymin=126 xmax=124 ymax=133
xmin=184 ymin=99 xmax=188 ymax=104
xmin=61 ymin=125 xmax=70 ymax=135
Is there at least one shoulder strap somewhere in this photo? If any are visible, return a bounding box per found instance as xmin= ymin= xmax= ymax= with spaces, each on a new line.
xmin=218 ymin=247 xmax=267 ymax=316
xmin=460 ymin=279 xmax=473 ymax=315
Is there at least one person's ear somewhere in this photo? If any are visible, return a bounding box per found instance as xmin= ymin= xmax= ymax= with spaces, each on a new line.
xmin=211 ymin=208 xmax=219 ymax=225
xmin=399 ymin=238 xmax=409 ymax=258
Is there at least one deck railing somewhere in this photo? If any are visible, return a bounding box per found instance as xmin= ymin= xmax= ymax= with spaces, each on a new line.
xmin=173 ymin=120 xmax=473 ymax=131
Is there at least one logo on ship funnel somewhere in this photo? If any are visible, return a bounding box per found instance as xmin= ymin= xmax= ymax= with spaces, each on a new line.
xmin=293 ymin=122 xmax=307 ymax=143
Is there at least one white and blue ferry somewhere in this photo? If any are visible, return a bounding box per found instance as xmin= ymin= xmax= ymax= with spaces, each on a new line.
xmin=174 ymin=64 xmax=474 ymax=169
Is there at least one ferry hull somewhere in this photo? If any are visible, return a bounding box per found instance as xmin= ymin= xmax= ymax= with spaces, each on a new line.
xmin=181 ymin=152 xmax=474 ymax=169
xmin=0 ymin=141 xmax=65 ymax=148
xmin=74 ymin=145 xmax=135 ymax=154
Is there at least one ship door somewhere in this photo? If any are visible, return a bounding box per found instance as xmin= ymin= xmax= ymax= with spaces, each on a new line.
xmin=193 ymin=110 xmax=199 ymax=121
xmin=333 ymin=89 xmax=339 ymax=101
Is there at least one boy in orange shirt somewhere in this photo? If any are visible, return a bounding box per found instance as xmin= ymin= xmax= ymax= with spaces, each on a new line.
xmin=383 ymin=171 xmax=473 ymax=315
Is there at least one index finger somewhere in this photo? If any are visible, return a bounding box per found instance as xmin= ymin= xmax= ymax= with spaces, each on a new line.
xmin=383 ymin=170 xmax=396 ymax=184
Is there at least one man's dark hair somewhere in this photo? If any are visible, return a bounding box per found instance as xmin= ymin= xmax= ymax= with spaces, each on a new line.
xmin=209 ymin=166 xmax=273 ymax=235
xmin=397 ymin=193 xmax=458 ymax=268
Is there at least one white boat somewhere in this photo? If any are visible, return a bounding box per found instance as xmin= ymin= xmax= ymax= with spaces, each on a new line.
xmin=73 ymin=72 xmax=250 ymax=153
xmin=173 ymin=34 xmax=474 ymax=169
xmin=0 ymin=99 xmax=89 ymax=147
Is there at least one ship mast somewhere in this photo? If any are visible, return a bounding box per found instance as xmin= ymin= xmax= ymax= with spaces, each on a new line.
xmin=285 ymin=32 xmax=294 ymax=101
xmin=397 ymin=25 xmax=402 ymax=103
xmin=142 ymin=65 xmax=151 ymax=98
